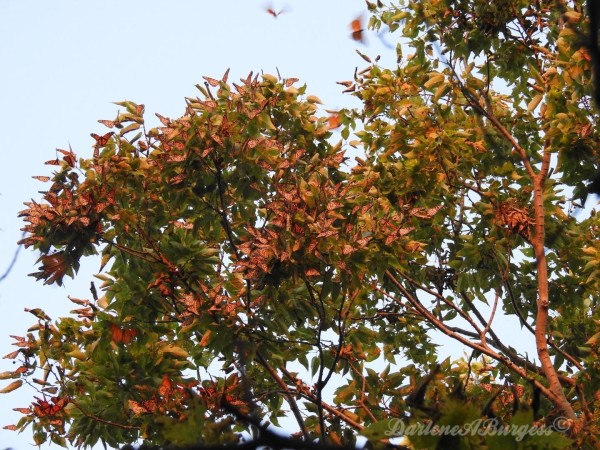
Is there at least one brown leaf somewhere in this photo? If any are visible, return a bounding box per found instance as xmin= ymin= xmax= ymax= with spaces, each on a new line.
xmin=0 ymin=380 xmax=23 ymax=394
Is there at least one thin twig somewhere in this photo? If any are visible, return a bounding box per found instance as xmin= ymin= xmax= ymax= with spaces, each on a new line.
xmin=0 ymin=231 xmax=25 ymax=283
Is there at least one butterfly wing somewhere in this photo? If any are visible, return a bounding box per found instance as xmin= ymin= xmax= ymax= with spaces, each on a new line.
xmin=350 ymin=18 xmax=364 ymax=42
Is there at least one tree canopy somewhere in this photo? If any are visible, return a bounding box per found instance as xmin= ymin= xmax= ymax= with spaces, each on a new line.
xmin=4 ymin=1 xmax=600 ymax=449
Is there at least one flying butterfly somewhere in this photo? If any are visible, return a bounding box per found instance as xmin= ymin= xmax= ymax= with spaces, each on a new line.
xmin=265 ymin=4 xmax=287 ymax=18
xmin=350 ymin=16 xmax=365 ymax=43
xmin=327 ymin=111 xmax=341 ymax=129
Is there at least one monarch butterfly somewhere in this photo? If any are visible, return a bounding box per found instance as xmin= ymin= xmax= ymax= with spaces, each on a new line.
xmin=32 ymin=396 xmax=68 ymax=417
xmin=265 ymin=5 xmax=286 ymax=17
xmin=109 ymin=323 xmax=138 ymax=344
xmin=128 ymin=398 xmax=158 ymax=414
xmin=39 ymin=252 xmax=69 ymax=286
xmin=350 ymin=16 xmax=364 ymax=42
xmin=222 ymin=68 xmax=230 ymax=83
xmin=97 ymin=119 xmax=115 ymax=128
xmin=328 ymin=113 xmax=341 ymax=129
xmin=56 ymin=148 xmax=77 ymax=167
xmin=91 ymin=132 xmax=114 ymax=147
xmin=203 ymin=75 xmax=220 ymax=87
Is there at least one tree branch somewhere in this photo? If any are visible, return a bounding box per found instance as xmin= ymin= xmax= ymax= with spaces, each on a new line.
xmin=383 ymin=270 xmax=571 ymax=407
xmin=255 ymin=352 xmax=310 ymax=440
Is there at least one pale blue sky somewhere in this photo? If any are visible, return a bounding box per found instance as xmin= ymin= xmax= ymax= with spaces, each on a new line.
xmin=0 ymin=1 xmax=395 ymax=448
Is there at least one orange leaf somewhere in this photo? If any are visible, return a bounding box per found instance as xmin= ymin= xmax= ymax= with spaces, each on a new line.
xmin=199 ymin=330 xmax=212 ymax=347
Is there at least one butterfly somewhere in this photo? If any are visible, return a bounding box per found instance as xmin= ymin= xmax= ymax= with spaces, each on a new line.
xmin=109 ymin=323 xmax=139 ymax=344
xmin=328 ymin=113 xmax=341 ymax=129
xmin=91 ymin=132 xmax=114 ymax=147
xmin=128 ymin=398 xmax=158 ymax=415
xmin=32 ymin=396 xmax=68 ymax=417
xmin=57 ymin=147 xmax=77 ymax=167
xmin=203 ymin=75 xmax=220 ymax=87
xmin=97 ymin=119 xmax=115 ymax=128
xmin=265 ymin=4 xmax=287 ymax=18
xmin=350 ymin=16 xmax=365 ymax=42
xmin=36 ymin=252 xmax=69 ymax=286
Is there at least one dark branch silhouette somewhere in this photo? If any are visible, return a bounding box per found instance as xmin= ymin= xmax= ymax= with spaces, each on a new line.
xmin=118 ymin=399 xmax=410 ymax=450
xmin=0 ymin=231 xmax=25 ymax=284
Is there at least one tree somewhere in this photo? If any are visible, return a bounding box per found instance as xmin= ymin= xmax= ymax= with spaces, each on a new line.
xmin=4 ymin=1 xmax=600 ymax=448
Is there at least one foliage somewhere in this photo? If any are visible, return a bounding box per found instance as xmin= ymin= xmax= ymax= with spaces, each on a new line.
xmin=4 ymin=1 xmax=600 ymax=449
